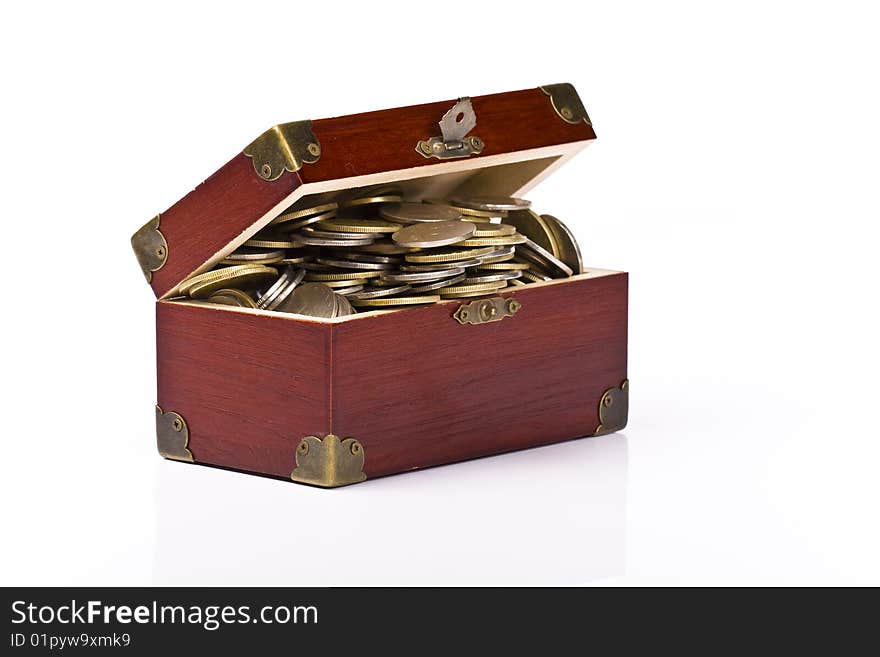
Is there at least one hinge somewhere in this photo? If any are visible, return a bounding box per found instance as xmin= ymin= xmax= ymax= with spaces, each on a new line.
xmin=156 ymin=405 xmax=194 ymax=462
xmin=593 ymin=380 xmax=629 ymax=436
xmin=453 ymin=296 xmax=521 ymax=325
xmin=290 ymin=434 xmax=366 ymax=488
xmin=416 ymin=98 xmax=485 ymax=160
xmin=243 ymin=120 xmax=321 ymax=181
xmin=540 ymin=83 xmax=592 ymax=126
xmin=131 ymin=215 xmax=167 ymax=283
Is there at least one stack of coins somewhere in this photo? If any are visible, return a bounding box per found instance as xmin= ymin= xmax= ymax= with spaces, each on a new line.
xmin=177 ymin=189 xmax=584 ymax=318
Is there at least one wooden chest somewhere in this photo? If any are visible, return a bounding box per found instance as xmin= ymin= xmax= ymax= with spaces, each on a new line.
xmin=132 ymin=83 xmax=628 ymax=487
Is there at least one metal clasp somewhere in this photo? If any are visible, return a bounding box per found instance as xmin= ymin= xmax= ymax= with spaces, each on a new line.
xmin=417 ymin=98 xmax=485 ymax=160
xmin=453 ymin=297 xmax=521 ymax=325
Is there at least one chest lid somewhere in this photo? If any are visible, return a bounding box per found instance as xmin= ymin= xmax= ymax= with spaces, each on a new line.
xmin=131 ymin=83 xmax=595 ymax=299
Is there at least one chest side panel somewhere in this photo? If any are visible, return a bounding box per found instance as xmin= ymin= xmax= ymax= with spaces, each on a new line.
xmin=156 ymin=302 xmax=330 ymax=478
xmin=148 ymin=154 xmax=301 ymax=298
xmin=304 ymin=87 xmax=595 ymax=182
xmin=330 ymin=274 xmax=628 ymax=478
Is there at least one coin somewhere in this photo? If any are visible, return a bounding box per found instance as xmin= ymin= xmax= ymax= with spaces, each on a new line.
xmin=436 ymin=280 xmax=507 ymax=296
xmin=185 ymin=265 xmax=277 ymax=299
xmin=295 ymin=235 xmax=376 ymax=247
xmin=477 ymin=261 xmax=530 ymax=271
xmin=351 ymin=240 xmax=414 ymax=255
xmin=349 ymin=295 xmax=441 ymax=307
xmin=454 ymin=234 xmax=526 ymax=247
xmin=459 ymin=270 xmax=522 ymax=284
xmin=272 ymin=203 xmax=338 ymax=225
xmin=255 ymin=266 xmax=306 ymax=310
xmin=319 ymin=278 xmax=373 ymax=289
xmin=439 ymin=287 xmax=509 ymax=299
xmin=408 ymin=272 xmax=466 ymax=292
xmin=541 ymin=214 xmax=584 ymax=274
xmin=301 ymin=226 xmax=376 ymax=240
xmin=403 ymin=245 xmax=495 ymax=264
xmin=504 ymin=209 xmax=559 ymax=255
xmin=207 ymin=288 xmax=258 ymax=308
xmin=317 ymin=217 xmax=402 ymax=234
xmin=245 ymin=237 xmax=303 ymax=249
xmin=276 ymin=210 xmax=338 ymax=232
xmin=334 ymin=294 xmax=357 ymax=316
xmin=517 ymin=236 xmax=574 ymax=277
xmin=327 ymin=251 xmax=401 ymax=264
xmin=379 ymin=202 xmax=462 ymax=223
xmin=521 ymin=269 xmax=553 ymax=283
xmin=425 ymin=198 xmax=504 ymax=219
xmin=472 ymin=223 xmax=516 ymax=238
xmin=222 ymin=247 xmax=287 ymax=263
xmin=341 ymin=194 xmax=403 ymax=207
xmin=449 ymin=195 xmax=531 ymax=212
xmin=399 ymin=257 xmax=485 ymax=271
xmin=316 ymin=257 xmax=394 ymax=271
xmin=347 ymin=284 xmax=412 ymax=300
xmin=392 ymin=221 xmax=476 ymax=248
xmin=275 ymin=283 xmax=338 ymax=317
xmin=476 ymin=246 xmax=516 ymax=264
xmin=508 ymin=278 xmax=527 ymax=287
xmin=379 ymin=267 xmax=465 ymax=283
xmin=305 ymin=270 xmax=381 ymax=282
xmin=333 ymin=284 xmax=366 ymax=295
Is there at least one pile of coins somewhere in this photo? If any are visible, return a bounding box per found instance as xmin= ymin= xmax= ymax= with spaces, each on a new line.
xmin=178 ymin=190 xmax=584 ymax=318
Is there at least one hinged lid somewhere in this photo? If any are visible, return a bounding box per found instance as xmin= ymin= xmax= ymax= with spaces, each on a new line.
xmin=131 ymin=83 xmax=595 ymax=299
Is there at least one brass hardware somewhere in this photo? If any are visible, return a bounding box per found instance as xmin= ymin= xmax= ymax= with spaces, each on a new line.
xmin=416 ymin=97 xmax=485 ymax=160
xmin=539 ymin=83 xmax=592 ymax=126
xmin=594 ymin=380 xmax=629 ymax=436
xmin=243 ymin=120 xmax=321 ymax=181
xmin=290 ymin=434 xmax=366 ymax=488
xmin=156 ymin=405 xmax=194 ymax=462
xmin=453 ymin=296 xmax=521 ymax=325
xmin=131 ymin=215 xmax=168 ymax=283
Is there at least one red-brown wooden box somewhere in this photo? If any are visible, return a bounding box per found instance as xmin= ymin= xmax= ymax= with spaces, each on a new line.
xmin=133 ymin=84 xmax=629 ymax=487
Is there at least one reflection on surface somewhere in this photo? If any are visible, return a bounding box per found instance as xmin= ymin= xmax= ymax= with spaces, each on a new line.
xmin=154 ymin=433 xmax=627 ymax=585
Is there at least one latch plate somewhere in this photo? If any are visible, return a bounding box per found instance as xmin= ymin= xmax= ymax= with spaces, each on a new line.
xmin=417 ymin=98 xmax=485 ymax=160
xmin=453 ymin=296 xmax=521 ymax=325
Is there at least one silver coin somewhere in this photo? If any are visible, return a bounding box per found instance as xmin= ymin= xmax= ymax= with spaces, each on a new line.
xmin=379 ymin=267 xmax=466 ymax=284
xmin=255 ymin=266 xmax=306 ymax=310
xmin=333 ymin=293 xmax=357 ymax=317
xmin=316 ymin=257 xmax=394 ymax=271
xmin=449 ymin=195 xmax=531 ymax=212
xmin=275 ymin=283 xmax=338 ymax=317
xmin=517 ymin=237 xmax=574 ymax=277
xmin=301 ymin=226 xmax=375 ymax=240
xmin=333 ymin=284 xmax=366 ymax=295
xmin=327 ymin=251 xmax=401 ymax=264
xmin=541 ymin=214 xmax=584 ymax=274
xmin=379 ymin=202 xmax=462 ymax=224
xmin=391 ymin=221 xmax=475 ymax=248
xmin=346 ymin=284 xmax=412 ymax=300
xmin=459 ymin=270 xmax=522 ymax=285
xmin=408 ymin=272 xmax=467 ymax=293
xmin=294 ymin=235 xmax=376 ymax=247
xmin=479 ymin=246 xmax=517 ymax=263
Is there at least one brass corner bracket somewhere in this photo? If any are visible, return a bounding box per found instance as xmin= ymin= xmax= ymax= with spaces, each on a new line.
xmin=540 ymin=83 xmax=592 ymax=126
xmin=156 ymin=405 xmax=194 ymax=462
xmin=453 ymin=296 xmax=521 ymax=325
xmin=131 ymin=215 xmax=168 ymax=283
xmin=290 ymin=434 xmax=366 ymax=488
xmin=594 ymin=379 xmax=629 ymax=436
xmin=243 ymin=120 xmax=321 ymax=181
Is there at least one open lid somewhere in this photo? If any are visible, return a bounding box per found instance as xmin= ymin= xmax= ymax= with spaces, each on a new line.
xmin=131 ymin=83 xmax=595 ymax=299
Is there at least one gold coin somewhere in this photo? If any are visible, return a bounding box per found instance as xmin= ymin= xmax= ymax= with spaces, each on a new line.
xmin=454 ymin=234 xmax=526 ymax=247
xmin=404 ymin=245 xmax=495 ymax=263
xmin=317 ymin=218 xmax=401 ymax=234
xmin=478 ymin=262 xmax=530 ymax=271
xmin=272 ymin=202 xmax=338 ymax=225
xmin=341 ymin=194 xmax=404 ymax=207
xmin=207 ymin=288 xmax=258 ymax=308
xmin=425 ymin=199 xmax=505 ymax=219
xmin=504 ymin=209 xmax=559 ymax=256
xmin=186 ymin=266 xmax=277 ymax=299
xmin=439 ymin=287 xmax=508 ymax=299
xmin=477 ymin=247 xmax=516 ymax=264
xmin=472 ymin=224 xmax=516 ymax=238
xmin=350 ymin=295 xmax=441 ymax=307
xmin=521 ymin=269 xmax=553 ymax=283
xmin=352 ymin=240 xmax=415 ymax=255
xmin=318 ymin=278 xmax=374 ymax=289
xmin=179 ymin=264 xmax=273 ymax=296
xmin=276 ymin=210 xmax=338 ymax=231
xmin=541 ymin=214 xmax=584 ymax=274
xmin=508 ymin=278 xmax=527 ymax=287
xmin=436 ymin=281 xmax=507 ymax=295
xmin=304 ymin=270 xmax=381 ymax=282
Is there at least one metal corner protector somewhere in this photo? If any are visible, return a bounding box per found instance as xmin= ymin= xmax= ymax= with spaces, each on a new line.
xmin=593 ymin=379 xmax=629 ymax=436
xmin=131 ymin=215 xmax=168 ymax=283
xmin=539 ymin=83 xmax=592 ymax=126
xmin=156 ymin=405 xmax=194 ymax=462
xmin=290 ymin=434 xmax=366 ymax=488
xmin=243 ymin=120 xmax=322 ymax=182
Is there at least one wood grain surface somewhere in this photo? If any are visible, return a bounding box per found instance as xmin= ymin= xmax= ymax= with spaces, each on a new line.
xmin=304 ymin=87 xmax=595 ymax=183
xmin=148 ymin=154 xmax=301 ymax=299
xmin=331 ymin=273 xmax=628 ymax=478
xmin=156 ymin=302 xmax=329 ymax=478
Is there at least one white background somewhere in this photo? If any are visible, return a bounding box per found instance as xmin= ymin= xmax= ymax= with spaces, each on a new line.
xmin=1 ymin=1 xmax=878 ymax=586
